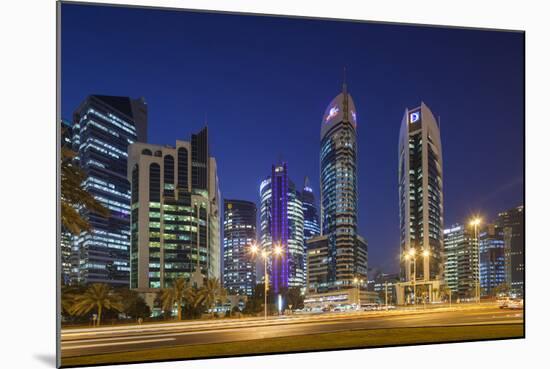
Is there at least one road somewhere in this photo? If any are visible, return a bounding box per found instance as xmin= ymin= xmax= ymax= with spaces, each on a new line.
xmin=61 ymin=304 xmax=523 ymax=358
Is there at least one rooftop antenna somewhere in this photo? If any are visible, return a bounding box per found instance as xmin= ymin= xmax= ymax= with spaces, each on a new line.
xmin=277 ymin=153 xmax=284 ymax=165
xmin=342 ymin=66 xmax=349 ymax=121
xmin=342 ymin=66 xmax=348 ymax=94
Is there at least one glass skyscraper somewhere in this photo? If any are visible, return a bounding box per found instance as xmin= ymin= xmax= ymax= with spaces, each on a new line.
xmin=259 ymin=163 xmax=305 ymax=293
xmin=127 ymin=127 xmax=221 ymax=291
xmin=301 ymin=176 xmax=321 ymax=242
xmin=444 ymin=224 xmax=478 ymax=299
xmin=398 ymin=102 xmax=444 ymax=282
xmin=223 ymin=199 xmax=257 ymax=296
xmin=317 ymin=81 xmax=368 ymax=289
xmin=60 ymin=118 xmax=74 ymax=285
xmin=479 ymin=224 xmax=506 ymax=296
xmin=497 ymin=205 xmax=524 ymax=296
xmin=71 ymin=95 xmax=147 ymax=286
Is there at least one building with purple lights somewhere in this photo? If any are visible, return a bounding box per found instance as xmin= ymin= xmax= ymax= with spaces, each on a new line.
xmin=259 ymin=163 xmax=305 ymax=294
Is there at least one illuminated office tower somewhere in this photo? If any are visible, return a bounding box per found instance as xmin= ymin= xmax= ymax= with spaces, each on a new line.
xmin=444 ymin=224 xmax=478 ymax=298
xmin=60 ymin=118 xmax=74 ymax=285
xmin=127 ymin=127 xmax=221 ymax=291
xmin=315 ymin=80 xmax=368 ymax=290
xmin=71 ymin=95 xmax=148 ymax=286
xmin=223 ymin=199 xmax=257 ymax=296
xmin=479 ymin=224 xmax=506 ymax=296
xmin=301 ymin=177 xmax=321 ymax=284
xmin=398 ymin=102 xmax=444 ymax=283
xmin=496 ymin=205 xmax=524 ymax=296
xmin=301 ymin=177 xmax=321 ymax=242
xmin=259 ymin=163 xmax=305 ymax=293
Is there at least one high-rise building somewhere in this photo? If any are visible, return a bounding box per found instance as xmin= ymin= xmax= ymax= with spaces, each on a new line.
xmin=301 ymin=177 xmax=321 ymax=241
xmin=308 ymin=80 xmax=368 ymax=292
xmin=259 ymin=163 xmax=305 ymax=293
xmin=127 ymin=127 xmax=221 ymax=291
xmin=223 ymin=199 xmax=257 ymax=296
xmin=306 ymin=235 xmax=329 ymax=293
xmin=444 ymin=224 xmax=478 ymax=299
xmin=60 ymin=118 xmax=74 ymax=285
xmin=479 ymin=224 xmax=506 ymax=296
xmin=71 ymin=95 xmax=148 ymax=286
xmin=398 ymin=102 xmax=443 ymax=282
xmin=496 ymin=205 xmax=524 ymax=296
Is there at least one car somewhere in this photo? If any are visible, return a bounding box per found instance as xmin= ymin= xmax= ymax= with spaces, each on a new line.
xmin=499 ymin=298 xmax=523 ymax=309
xmin=506 ymin=299 xmax=524 ymax=309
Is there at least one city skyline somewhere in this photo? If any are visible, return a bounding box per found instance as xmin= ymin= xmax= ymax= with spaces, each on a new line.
xmin=61 ymin=4 xmax=524 ymax=273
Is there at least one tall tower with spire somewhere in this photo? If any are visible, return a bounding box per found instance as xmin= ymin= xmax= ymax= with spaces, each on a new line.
xmin=318 ymin=76 xmax=368 ymax=289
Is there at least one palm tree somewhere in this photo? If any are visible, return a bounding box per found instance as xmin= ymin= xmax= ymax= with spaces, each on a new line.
xmin=160 ymin=277 xmax=194 ymax=320
xmin=441 ymin=286 xmax=452 ymax=303
xmin=197 ymin=278 xmax=227 ymax=317
xmin=70 ymin=283 xmax=123 ymax=326
xmin=61 ymin=285 xmax=86 ymax=317
xmin=61 ymin=142 xmax=109 ymax=235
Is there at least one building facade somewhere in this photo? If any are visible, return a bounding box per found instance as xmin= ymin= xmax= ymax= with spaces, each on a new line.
xmin=443 ymin=224 xmax=478 ymax=299
xmin=127 ymin=127 xmax=221 ymax=291
xmin=306 ymin=235 xmax=329 ymax=293
xmin=259 ymin=163 xmax=305 ymax=293
xmin=398 ymin=102 xmax=444 ymax=283
xmin=496 ymin=205 xmax=524 ymax=296
xmin=71 ymin=95 xmax=148 ymax=286
xmin=60 ymin=118 xmax=74 ymax=285
xmin=223 ymin=199 xmax=257 ymax=296
xmin=479 ymin=224 xmax=506 ymax=296
xmin=371 ymin=272 xmax=399 ymax=305
xmin=301 ymin=176 xmax=321 ymax=242
xmin=314 ymin=81 xmax=368 ymax=291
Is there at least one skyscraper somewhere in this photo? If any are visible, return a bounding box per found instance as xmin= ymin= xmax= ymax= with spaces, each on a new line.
xmin=311 ymin=80 xmax=368 ymax=291
xmin=479 ymin=224 xmax=506 ymax=296
xmin=301 ymin=177 xmax=321 ymax=242
xmin=398 ymin=102 xmax=443 ymax=283
xmin=223 ymin=199 xmax=257 ymax=296
xmin=496 ymin=205 xmax=524 ymax=296
xmin=444 ymin=224 xmax=478 ymax=299
xmin=71 ymin=95 xmax=148 ymax=286
xmin=127 ymin=127 xmax=221 ymax=291
xmin=60 ymin=118 xmax=74 ymax=285
xmin=259 ymin=163 xmax=305 ymax=293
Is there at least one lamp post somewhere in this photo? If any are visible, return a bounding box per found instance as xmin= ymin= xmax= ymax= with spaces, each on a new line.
xmin=422 ymin=249 xmax=430 ymax=303
xmin=353 ymin=277 xmax=363 ymax=310
xmin=385 ymin=281 xmax=388 ymax=311
xmin=470 ymin=217 xmax=482 ymax=304
xmin=249 ymin=242 xmax=282 ymax=320
xmin=404 ymin=248 xmax=417 ymax=305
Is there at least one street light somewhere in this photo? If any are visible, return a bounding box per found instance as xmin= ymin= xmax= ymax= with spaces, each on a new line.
xmin=421 ymin=249 xmax=430 ymax=303
xmin=470 ymin=217 xmax=482 ymax=304
xmin=249 ymin=242 xmax=282 ymax=320
xmin=404 ymin=248 xmax=417 ymax=305
xmin=353 ymin=277 xmax=363 ymax=309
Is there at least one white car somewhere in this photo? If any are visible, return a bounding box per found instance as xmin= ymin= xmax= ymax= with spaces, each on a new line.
xmin=499 ymin=298 xmax=523 ymax=309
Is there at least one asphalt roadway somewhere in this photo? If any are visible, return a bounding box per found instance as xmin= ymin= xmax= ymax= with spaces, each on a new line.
xmin=61 ymin=304 xmax=523 ymax=358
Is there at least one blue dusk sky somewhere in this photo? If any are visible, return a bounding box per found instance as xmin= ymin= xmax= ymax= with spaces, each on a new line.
xmin=60 ymin=3 xmax=524 ymax=273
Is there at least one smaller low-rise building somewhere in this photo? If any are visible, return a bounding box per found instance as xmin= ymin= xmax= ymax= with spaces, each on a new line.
xmin=304 ymin=288 xmax=378 ymax=311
